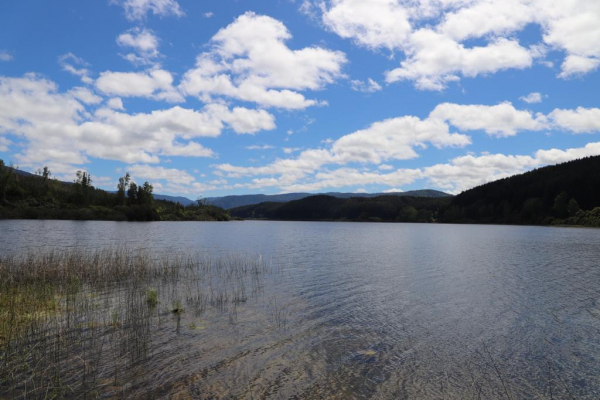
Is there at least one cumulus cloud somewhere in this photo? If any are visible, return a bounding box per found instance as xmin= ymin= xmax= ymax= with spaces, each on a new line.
xmin=107 ymin=98 xmax=124 ymax=110
xmin=180 ymin=12 xmax=347 ymax=109
xmin=117 ymin=27 xmax=161 ymax=66
xmin=0 ymin=74 xmax=276 ymax=171
xmin=112 ymin=0 xmax=184 ymax=21
xmin=212 ymin=100 xmax=600 ymax=193
xmin=128 ymin=164 xmax=226 ymax=195
xmin=315 ymin=0 xmax=600 ymax=89
xmin=96 ymin=69 xmax=184 ymax=102
xmin=549 ymin=107 xmax=600 ymax=134
xmin=430 ymin=102 xmax=547 ymax=137
xmin=520 ymin=92 xmax=543 ymax=104
xmin=387 ymin=33 xmax=532 ymax=90
xmin=68 ymin=87 xmax=103 ymax=105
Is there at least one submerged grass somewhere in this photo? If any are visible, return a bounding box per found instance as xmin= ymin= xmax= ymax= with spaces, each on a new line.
xmin=0 ymin=248 xmax=271 ymax=398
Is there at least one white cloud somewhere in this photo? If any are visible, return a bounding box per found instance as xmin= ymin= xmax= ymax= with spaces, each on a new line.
xmin=107 ymin=97 xmax=124 ymax=110
xmin=0 ymin=136 xmax=11 ymax=152
xmin=315 ymin=0 xmax=600 ymax=89
xmin=68 ymin=87 xmax=103 ymax=105
xmin=96 ymin=69 xmax=184 ymax=102
xmin=549 ymin=107 xmax=600 ymax=134
xmin=180 ymin=12 xmax=347 ymax=109
xmin=386 ymin=33 xmax=532 ymax=90
xmin=0 ymin=51 xmax=13 ymax=62
xmin=520 ymin=92 xmax=543 ymax=104
xmin=559 ymin=55 xmax=600 ymax=78
xmin=212 ymin=100 xmax=600 ymax=193
xmin=322 ymin=0 xmax=412 ymax=50
xmin=0 ymin=74 xmax=276 ymax=171
xmin=112 ymin=0 xmax=184 ymax=21
xmin=330 ymin=114 xmax=471 ymax=164
xmin=535 ymin=142 xmax=600 ymax=164
xmin=129 ymin=164 xmax=195 ymax=185
xmin=430 ymin=102 xmax=547 ymax=137
xmin=246 ymin=144 xmax=275 ymax=150
xmin=267 ymin=141 xmax=600 ymax=194
xmin=214 ymin=106 xmax=473 ymax=188
xmin=350 ymin=78 xmax=382 ymax=93
xmin=117 ymin=27 xmax=161 ymax=66
xmin=424 ymin=142 xmax=600 ymax=193
xmin=283 ymin=147 xmax=301 ymax=154
xmin=278 ymin=167 xmax=423 ymax=192
xmin=59 ymin=53 xmax=93 ymax=84
xmin=423 ymin=153 xmax=539 ymax=193
xmin=204 ymin=12 xmax=214 ymax=18
xmin=128 ymin=164 xmax=228 ymax=195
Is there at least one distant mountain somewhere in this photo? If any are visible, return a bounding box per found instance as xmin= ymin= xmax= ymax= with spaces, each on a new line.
xmin=152 ymin=194 xmax=195 ymax=206
xmin=205 ymin=189 xmax=450 ymax=209
xmin=229 ymin=194 xmax=450 ymax=222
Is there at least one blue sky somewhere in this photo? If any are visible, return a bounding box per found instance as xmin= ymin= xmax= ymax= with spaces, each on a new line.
xmin=1 ymin=0 xmax=599 ymax=197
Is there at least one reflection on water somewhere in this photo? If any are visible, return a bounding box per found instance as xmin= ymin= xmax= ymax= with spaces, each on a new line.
xmin=1 ymin=220 xmax=600 ymax=398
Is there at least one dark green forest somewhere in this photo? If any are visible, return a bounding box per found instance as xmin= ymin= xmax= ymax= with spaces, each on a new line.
xmin=231 ymin=156 xmax=600 ymax=227
xmin=441 ymin=155 xmax=600 ymax=226
xmin=230 ymin=195 xmax=449 ymax=222
xmin=0 ymin=160 xmax=230 ymax=222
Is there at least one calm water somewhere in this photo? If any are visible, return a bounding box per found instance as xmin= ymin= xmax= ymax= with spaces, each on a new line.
xmin=2 ymin=220 xmax=600 ymax=398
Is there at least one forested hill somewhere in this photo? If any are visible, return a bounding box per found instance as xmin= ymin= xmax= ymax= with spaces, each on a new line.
xmin=229 ymin=195 xmax=451 ymax=223
xmin=441 ymin=155 xmax=600 ymax=226
xmin=205 ymin=189 xmax=449 ymax=209
xmin=0 ymin=160 xmax=230 ymax=222
xmin=231 ymin=156 xmax=600 ymax=227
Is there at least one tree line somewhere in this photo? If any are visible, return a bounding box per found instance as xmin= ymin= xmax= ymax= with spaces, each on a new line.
xmin=0 ymin=160 xmax=230 ymax=222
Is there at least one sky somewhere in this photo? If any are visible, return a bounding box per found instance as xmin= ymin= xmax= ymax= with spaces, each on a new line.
xmin=0 ymin=0 xmax=599 ymax=197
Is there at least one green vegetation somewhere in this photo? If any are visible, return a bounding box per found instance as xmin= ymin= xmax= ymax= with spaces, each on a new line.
xmin=230 ymin=194 xmax=450 ymax=223
xmin=0 ymin=249 xmax=271 ymax=397
xmin=231 ymin=156 xmax=600 ymax=228
xmin=440 ymin=155 xmax=600 ymax=227
xmin=0 ymin=159 xmax=230 ymax=221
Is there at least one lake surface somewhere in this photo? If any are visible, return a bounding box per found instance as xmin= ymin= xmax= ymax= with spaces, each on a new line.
xmin=2 ymin=220 xmax=600 ymax=398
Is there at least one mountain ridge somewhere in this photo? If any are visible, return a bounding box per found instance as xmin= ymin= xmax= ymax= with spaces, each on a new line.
xmin=204 ymin=189 xmax=450 ymax=209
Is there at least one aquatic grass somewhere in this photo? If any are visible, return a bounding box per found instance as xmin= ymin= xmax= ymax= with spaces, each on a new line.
xmin=0 ymin=248 xmax=271 ymax=398
xmin=146 ymin=288 xmax=158 ymax=307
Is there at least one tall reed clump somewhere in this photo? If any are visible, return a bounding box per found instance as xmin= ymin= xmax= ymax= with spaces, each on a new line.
xmin=0 ymin=248 xmax=271 ymax=398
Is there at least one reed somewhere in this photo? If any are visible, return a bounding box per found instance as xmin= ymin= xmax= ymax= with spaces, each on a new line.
xmin=0 ymin=248 xmax=271 ymax=398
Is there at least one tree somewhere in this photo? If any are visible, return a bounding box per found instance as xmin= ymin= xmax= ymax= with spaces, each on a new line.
xmin=116 ymin=173 xmax=130 ymax=205
xmin=0 ymin=160 xmax=14 ymax=204
xmin=74 ymin=170 xmax=92 ymax=205
xmin=568 ymin=198 xmax=580 ymax=217
xmin=127 ymin=182 xmax=138 ymax=206
xmin=196 ymin=196 xmax=208 ymax=207
xmin=137 ymin=182 xmax=154 ymax=205
xmin=553 ymin=191 xmax=569 ymax=218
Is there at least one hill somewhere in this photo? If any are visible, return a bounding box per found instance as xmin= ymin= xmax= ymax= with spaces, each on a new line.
xmin=230 ymin=156 xmax=600 ymax=227
xmin=0 ymin=160 xmax=230 ymax=222
xmin=205 ymin=189 xmax=450 ymax=209
xmin=230 ymin=195 xmax=451 ymax=223
xmin=440 ymin=155 xmax=600 ymax=226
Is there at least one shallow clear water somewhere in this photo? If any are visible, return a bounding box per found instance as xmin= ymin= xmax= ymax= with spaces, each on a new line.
xmin=2 ymin=220 xmax=600 ymax=398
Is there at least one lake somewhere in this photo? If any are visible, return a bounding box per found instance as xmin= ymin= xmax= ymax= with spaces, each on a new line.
xmin=1 ymin=220 xmax=600 ymax=398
